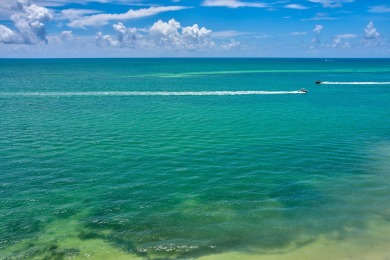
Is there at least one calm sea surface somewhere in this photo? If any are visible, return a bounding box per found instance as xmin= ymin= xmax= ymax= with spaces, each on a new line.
xmin=1 ymin=58 xmax=390 ymax=259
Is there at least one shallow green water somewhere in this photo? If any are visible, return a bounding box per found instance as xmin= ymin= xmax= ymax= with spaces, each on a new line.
xmin=1 ymin=58 xmax=390 ymax=259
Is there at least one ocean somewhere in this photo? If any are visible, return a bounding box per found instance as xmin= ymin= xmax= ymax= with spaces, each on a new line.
xmin=1 ymin=58 xmax=390 ymax=259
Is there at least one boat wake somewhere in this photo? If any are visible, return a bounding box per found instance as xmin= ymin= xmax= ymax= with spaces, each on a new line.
xmin=0 ymin=90 xmax=307 ymax=97
xmin=320 ymin=81 xmax=390 ymax=85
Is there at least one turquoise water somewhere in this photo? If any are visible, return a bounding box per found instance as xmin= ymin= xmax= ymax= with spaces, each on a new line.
xmin=1 ymin=58 xmax=390 ymax=259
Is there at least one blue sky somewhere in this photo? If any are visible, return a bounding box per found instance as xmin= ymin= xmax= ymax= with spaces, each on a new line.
xmin=0 ymin=0 xmax=389 ymax=57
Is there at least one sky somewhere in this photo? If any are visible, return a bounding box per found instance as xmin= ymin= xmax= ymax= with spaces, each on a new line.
xmin=0 ymin=0 xmax=389 ymax=57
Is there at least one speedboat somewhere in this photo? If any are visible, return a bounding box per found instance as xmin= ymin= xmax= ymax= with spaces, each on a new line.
xmin=299 ymin=88 xmax=308 ymax=93
xmin=315 ymin=80 xmax=322 ymax=84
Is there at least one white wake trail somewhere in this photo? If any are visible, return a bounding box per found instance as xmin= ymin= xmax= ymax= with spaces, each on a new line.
xmin=320 ymin=82 xmax=390 ymax=85
xmin=0 ymin=91 xmax=306 ymax=97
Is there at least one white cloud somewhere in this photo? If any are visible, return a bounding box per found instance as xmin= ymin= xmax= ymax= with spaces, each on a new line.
xmin=60 ymin=30 xmax=73 ymax=40
xmin=221 ymin=39 xmax=240 ymax=50
xmin=285 ymin=4 xmax=309 ymax=10
xmin=96 ymin=31 xmax=118 ymax=47
xmin=0 ymin=1 xmax=14 ymax=20
xmin=363 ymin=21 xmax=380 ymax=40
xmin=311 ymin=24 xmax=323 ymax=43
xmin=291 ymin=31 xmax=307 ymax=36
xmin=0 ymin=0 xmax=16 ymax=10
xmin=149 ymin=19 xmax=214 ymax=50
xmin=0 ymin=25 xmax=20 ymax=44
xmin=313 ymin=24 xmax=323 ymax=34
xmin=307 ymin=0 xmax=354 ymax=8
xmin=149 ymin=19 xmax=181 ymax=47
xmin=182 ymin=24 xmax=214 ymax=48
xmin=361 ymin=21 xmax=383 ymax=48
xmin=301 ymin=12 xmax=338 ymax=21
xmin=68 ymin=6 xmax=190 ymax=28
xmin=96 ymin=22 xmax=138 ymax=48
xmin=368 ymin=5 xmax=390 ymax=13
xmin=114 ymin=22 xmax=138 ymax=47
xmin=327 ymin=34 xmax=357 ymax=48
xmin=60 ymin=9 xmax=102 ymax=21
xmin=35 ymin=0 xmax=145 ymax=7
xmin=113 ymin=22 xmax=137 ymax=44
xmin=0 ymin=0 xmax=53 ymax=44
xmin=96 ymin=19 xmax=216 ymax=52
xmin=337 ymin=34 xmax=356 ymax=39
xmin=202 ymin=0 xmax=267 ymax=8
xmin=212 ymin=30 xmax=252 ymax=38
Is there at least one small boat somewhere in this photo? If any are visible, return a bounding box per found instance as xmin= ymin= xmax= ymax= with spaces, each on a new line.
xmin=299 ymin=88 xmax=308 ymax=93
xmin=315 ymin=80 xmax=322 ymax=84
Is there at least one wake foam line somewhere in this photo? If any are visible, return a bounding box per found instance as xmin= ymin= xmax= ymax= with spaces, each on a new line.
xmin=321 ymin=81 xmax=390 ymax=85
xmin=1 ymin=91 xmax=306 ymax=97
